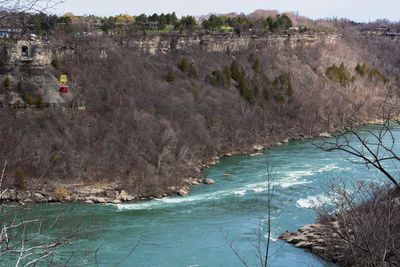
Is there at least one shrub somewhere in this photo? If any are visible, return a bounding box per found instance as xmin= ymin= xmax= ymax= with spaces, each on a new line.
xmin=15 ymin=169 xmax=26 ymax=190
xmin=53 ymin=186 xmax=68 ymax=201
xmin=188 ymin=64 xmax=198 ymax=78
xmin=355 ymin=63 xmax=367 ymax=77
xmin=231 ymin=60 xmax=240 ymax=81
xmin=23 ymin=91 xmax=33 ymax=105
xmin=223 ymin=66 xmax=232 ymax=87
xmin=253 ymin=85 xmax=260 ymax=97
xmin=178 ymin=57 xmax=189 ymax=73
xmin=211 ymin=70 xmax=225 ymax=86
xmin=326 ymin=63 xmax=351 ymax=87
xmin=252 ymin=59 xmax=261 ymax=74
xmin=368 ymin=67 xmax=389 ymax=84
xmin=35 ymin=94 xmax=45 ymax=109
xmin=3 ymin=77 xmax=10 ymax=88
xmin=166 ymin=70 xmax=175 ymax=83
xmin=226 ymin=46 xmax=231 ymax=55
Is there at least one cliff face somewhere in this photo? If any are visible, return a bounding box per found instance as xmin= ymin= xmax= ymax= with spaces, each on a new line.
xmin=127 ymin=32 xmax=339 ymax=54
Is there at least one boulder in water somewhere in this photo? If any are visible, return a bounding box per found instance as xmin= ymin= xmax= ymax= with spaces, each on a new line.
xmin=319 ymin=132 xmax=331 ymax=138
xmin=178 ymin=187 xmax=190 ymax=196
xmin=253 ymin=144 xmax=264 ymax=151
xmin=202 ymin=178 xmax=216 ymax=185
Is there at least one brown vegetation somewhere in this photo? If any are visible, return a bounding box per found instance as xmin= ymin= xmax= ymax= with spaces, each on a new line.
xmin=0 ymin=28 xmax=399 ymax=198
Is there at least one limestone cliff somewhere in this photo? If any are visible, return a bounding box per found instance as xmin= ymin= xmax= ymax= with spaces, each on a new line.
xmin=127 ymin=32 xmax=338 ymax=55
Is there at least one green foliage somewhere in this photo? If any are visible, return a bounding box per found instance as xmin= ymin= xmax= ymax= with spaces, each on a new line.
xmin=252 ymin=59 xmax=261 ymax=74
xmin=166 ymin=70 xmax=175 ymax=83
xmin=223 ymin=66 xmax=232 ymax=87
xmin=25 ymin=12 xmax=63 ymax=35
xmin=35 ymin=94 xmax=46 ymax=109
xmin=267 ymin=73 xmax=293 ymax=103
xmin=23 ymin=91 xmax=33 ymax=105
xmin=207 ymin=69 xmax=226 ymax=87
xmin=165 ymin=12 xmax=178 ymax=26
xmin=263 ymin=74 xmax=270 ymax=88
xmin=231 ymin=60 xmax=240 ymax=82
xmin=179 ymin=57 xmax=189 ymax=73
xmin=326 ymin=63 xmax=351 ymax=87
xmin=3 ymin=77 xmax=10 ymax=88
xmin=299 ymin=26 xmax=311 ymax=33
xmin=51 ymin=58 xmax=62 ymax=69
xmin=202 ymin=15 xmax=227 ymax=31
xmin=368 ymin=67 xmax=389 ymax=84
xmin=15 ymin=169 xmax=26 ymax=190
xmin=188 ymin=64 xmax=198 ymax=79
xmin=263 ymin=89 xmax=270 ymax=101
xmin=279 ymin=73 xmax=293 ymax=97
xmin=355 ymin=63 xmax=367 ymax=77
xmin=213 ymin=70 xmax=225 ymax=86
xmin=226 ymin=46 xmax=231 ymax=55
xmin=237 ymin=68 xmax=254 ymax=103
xmin=175 ymin=16 xmax=197 ymax=32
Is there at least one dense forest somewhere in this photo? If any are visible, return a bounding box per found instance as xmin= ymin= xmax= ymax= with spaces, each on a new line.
xmin=1 ymin=10 xmax=400 ymax=198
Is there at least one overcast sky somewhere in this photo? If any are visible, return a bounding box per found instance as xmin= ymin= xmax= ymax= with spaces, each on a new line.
xmin=53 ymin=0 xmax=399 ymax=22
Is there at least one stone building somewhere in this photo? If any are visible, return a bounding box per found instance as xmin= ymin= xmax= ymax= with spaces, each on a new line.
xmin=0 ymin=40 xmax=52 ymax=70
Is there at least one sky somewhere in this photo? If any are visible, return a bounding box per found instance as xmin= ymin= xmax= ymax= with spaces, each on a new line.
xmin=53 ymin=0 xmax=399 ymax=23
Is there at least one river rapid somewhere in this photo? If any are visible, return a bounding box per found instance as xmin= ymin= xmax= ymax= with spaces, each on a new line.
xmin=31 ymin=125 xmax=400 ymax=266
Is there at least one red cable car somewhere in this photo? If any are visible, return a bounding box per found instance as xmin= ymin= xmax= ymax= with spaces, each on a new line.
xmin=59 ymin=85 xmax=69 ymax=94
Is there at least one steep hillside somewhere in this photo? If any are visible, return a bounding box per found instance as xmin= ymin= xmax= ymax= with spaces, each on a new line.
xmin=1 ymin=29 xmax=399 ymax=202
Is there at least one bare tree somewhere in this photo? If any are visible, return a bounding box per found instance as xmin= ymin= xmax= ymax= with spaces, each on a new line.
xmin=311 ymin=100 xmax=400 ymax=265
xmin=316 ymin=103 xmax=400 ymax=192
xmin=316 ymin=180 xmax=400 ymax=266
xmin=0 ymin=0 xmax=62 ymax=15
xmin=0 ymin=0 xmax=63 ymax=38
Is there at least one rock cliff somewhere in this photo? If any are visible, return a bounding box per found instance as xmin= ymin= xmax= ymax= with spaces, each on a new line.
xmin=127 ymin=32 xmax=338 ymax=54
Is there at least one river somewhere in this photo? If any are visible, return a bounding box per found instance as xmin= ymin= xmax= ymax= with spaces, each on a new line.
xmin=22 ymin=125 xmax=400 ymax=266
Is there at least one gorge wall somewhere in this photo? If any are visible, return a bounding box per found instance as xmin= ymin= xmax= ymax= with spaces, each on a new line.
xmin=127 ymin=31 xmax=339 ymax=54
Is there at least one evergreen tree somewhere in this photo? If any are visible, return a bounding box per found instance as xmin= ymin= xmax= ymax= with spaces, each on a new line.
xmin=189 ymin=64 xmax=198 ymax=78
xmin=252 ymin=59 xmax=261 ymax=74
xmin=231 ymin=60 xmax=240 ymax=81
xmin=179 ymin=57 xmax=189 ymax=73
xmin=166 ymin=70 xmax=175 ymax=83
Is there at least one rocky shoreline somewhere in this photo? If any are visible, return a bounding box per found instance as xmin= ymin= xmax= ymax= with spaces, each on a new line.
xmin=0 ymin=177 xmax=217 ymax=205
xmin=280 ymin=221 xmax=347 ymax=263
xmin=1 ymin=131 xmax=333 ymax=205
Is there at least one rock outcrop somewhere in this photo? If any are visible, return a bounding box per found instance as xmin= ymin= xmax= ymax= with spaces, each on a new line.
xmin=280 ymin=222 xmax=347 ymax=263
xmin=202 ymin=178 xmax=216 ymax=185
xmin=128 ymin=32 xmax=338 ymax=55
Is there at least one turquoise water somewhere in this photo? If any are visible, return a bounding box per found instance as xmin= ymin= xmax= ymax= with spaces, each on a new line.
xmin=16 ymin=126 xmax=400 ymax=266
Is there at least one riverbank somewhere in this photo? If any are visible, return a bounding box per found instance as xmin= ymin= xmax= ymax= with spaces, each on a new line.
xmin=0 ymin=118 xmax=384 ymax=206
xmin=280 ymin=190 xmax=400 ymax=266
xmin=0 ymin=129 xmax=330 ymax=205
xmin=1 ymin=116 xmax=385 ymax=205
